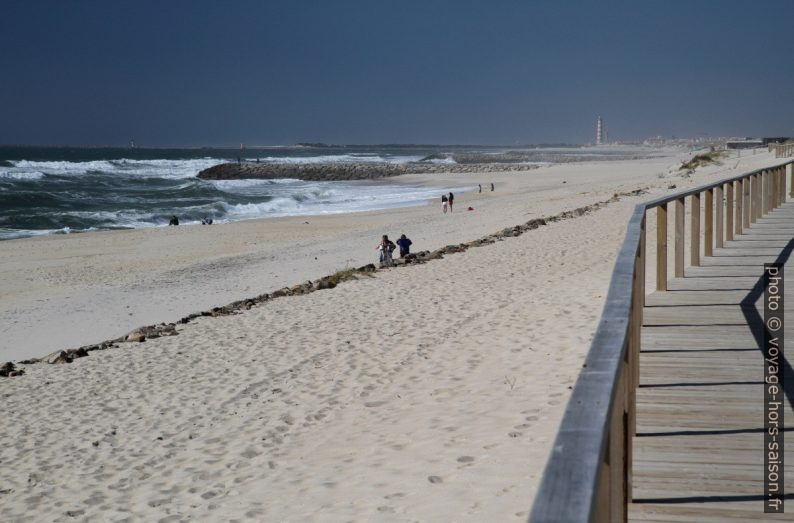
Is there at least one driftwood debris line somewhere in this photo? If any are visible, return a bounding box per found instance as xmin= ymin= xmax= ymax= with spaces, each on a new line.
xmin=4 ymin=188 xmax=648 ymax=375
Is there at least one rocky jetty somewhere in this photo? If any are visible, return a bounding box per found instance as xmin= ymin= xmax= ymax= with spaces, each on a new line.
xmin=197 ymin=161 xmax=538 ymax=181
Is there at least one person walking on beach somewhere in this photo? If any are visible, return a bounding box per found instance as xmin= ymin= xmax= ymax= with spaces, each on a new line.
xmin=169 ymin=215 xmax=179 ymax=226
xmin=490 ymin=182 xmax=494 ymax=192
xmin=377 ymin=235 xmax=396 ymax=267
xmin=441 ymin=194 xmax=448 ymax=213
xmin=396 ymin=234 xmax=412 ymax=258
xmin=478 ymin=184 xmax=482 ymax=193
xmin=448 ymin=192 xmax=454 ymax=212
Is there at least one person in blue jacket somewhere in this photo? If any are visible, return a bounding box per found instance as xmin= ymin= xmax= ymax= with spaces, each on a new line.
xmin=396 ymin=234 xmax=413 ymax=258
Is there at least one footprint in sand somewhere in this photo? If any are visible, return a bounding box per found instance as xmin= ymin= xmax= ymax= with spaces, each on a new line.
xmin=456 ymin=456 xmax=475 ymax=463
xmin=428 ymin=476 xmax=443 ymax=484
xmin=364 ymin=400 xmax=387 ymax=408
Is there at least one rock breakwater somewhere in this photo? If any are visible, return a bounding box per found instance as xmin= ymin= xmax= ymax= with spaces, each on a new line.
xmin=197 ymin=161 xmax=539 ymax=181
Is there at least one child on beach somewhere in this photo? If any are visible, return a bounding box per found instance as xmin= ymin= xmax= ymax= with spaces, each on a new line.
xmin=396 ymin=234 xmax=412 ymax=258
xmin=441 ymin=194 xmax=448 ymax=213
xmin=377 ymin=235 xmax=396 ymax=266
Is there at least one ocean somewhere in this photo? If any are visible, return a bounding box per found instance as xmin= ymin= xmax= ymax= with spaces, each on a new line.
xmin=0 ymin=145 xmax=650 ymax=241
xmin=0 ymin=145 xmax=468 ymax=241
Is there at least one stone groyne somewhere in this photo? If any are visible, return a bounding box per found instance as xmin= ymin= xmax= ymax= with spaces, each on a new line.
xmin=196 ymin=161 xmax=539 ymax=181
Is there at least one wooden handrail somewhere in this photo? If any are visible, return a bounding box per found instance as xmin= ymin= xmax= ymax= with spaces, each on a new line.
xmin=530 ymin=159 xmax=794 ymax=523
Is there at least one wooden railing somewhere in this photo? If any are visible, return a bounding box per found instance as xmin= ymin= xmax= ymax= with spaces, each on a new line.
xmin=772 ymin=142 xmax=794 ymax=158
xmin=529 ymin=160 xmax=794 ymax=523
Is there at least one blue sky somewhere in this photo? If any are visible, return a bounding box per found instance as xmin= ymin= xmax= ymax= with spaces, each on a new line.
xmin=1 ymin=0 xmax=793 ymax=145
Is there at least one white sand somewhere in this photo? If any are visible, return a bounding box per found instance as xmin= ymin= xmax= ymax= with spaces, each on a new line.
xmin=0 ymin=148 xmax=780 ymax=521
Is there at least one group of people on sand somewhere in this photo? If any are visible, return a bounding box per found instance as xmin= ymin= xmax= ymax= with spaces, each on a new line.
xmin=376 ymin=184 xmax=499 ymax=264
xmin=441 ymin=192 xmax=454 ymax=213
xmin=441 ymin=183 xmax=494 ymax=213
xmin=168 ymin=215 xmax=213 ymax=226
xmin=376 ymin=233 xmax=412 ymax=267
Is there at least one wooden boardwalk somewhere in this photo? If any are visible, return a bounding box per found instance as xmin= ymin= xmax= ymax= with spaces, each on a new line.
xmin=630 ymin=202 xmax=794 ymax=521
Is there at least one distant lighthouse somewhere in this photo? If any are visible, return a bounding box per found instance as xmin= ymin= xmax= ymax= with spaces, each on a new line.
xmin=596 ymin=116 xmax=604 ymax=145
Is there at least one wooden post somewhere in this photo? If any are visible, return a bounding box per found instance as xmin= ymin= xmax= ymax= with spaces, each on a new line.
xmin=759 ymin=172 xmax=764 ymax=217
xmin=768 ymin=169 xmax=772 ymax=212
xmin=788 ymin=163 xmax=794 ymax=198
xmin=768 ymin=169 xmax=773 ymax=212
xmin=777 ymin=166 xmax=786 ymax=207
xmin=715 ymin=184 xmax=723 ymax=248
xmin=704 ymin=189 xmax=713 ymax=257
xmin=627 ymin=217 xmax=644 ymax=504
xmin=773 ymin=168 xmax=778 ymax=208
xmin=747 ymin=175 xmax=755 ymax=223
xmin=743 ymin=177 xmax=750 ymax=230
xmin=775 ymin=168 xmax=780 ymax=206
xmin=751 ymin=174 xmax=758 ymax=223
xmin=657 ymin=203 xmax=667 ymax=291
xmin=758 ymin=171 xmax=769 ymax=218
xmin=777 ymin=167 xmax=783 ymax=206
xmin=726 ymin=182 xmax=733 ymax=242
xmin=764 ymin=169 xmax=775 ymax=214
xmin=635 ymin=216 xmax=645 ymax=388
xmin=608 ymin=365 xmax=627 ymax=521
xmin=691 ymin=192 xmax=700 ymax=266
xmin=675 ymin=197 xmax=684 ymax=277
xmin=735 ymin=180 xmax=743 ymax=236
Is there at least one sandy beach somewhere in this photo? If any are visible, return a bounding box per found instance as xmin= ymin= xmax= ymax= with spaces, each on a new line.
xmin=0 ymin=148 xmax=780 ymax=521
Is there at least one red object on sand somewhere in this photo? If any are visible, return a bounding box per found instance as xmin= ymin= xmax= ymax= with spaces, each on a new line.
xmin=467 ymin=206 xmax=474 ymax=211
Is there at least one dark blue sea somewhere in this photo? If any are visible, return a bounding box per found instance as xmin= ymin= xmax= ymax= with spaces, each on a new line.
xmin=0 ymin=145 xmax=463 ymax=240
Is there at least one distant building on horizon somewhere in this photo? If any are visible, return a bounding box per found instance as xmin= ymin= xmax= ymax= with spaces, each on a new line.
xmin=596 ymin=116 xmax=604 ymax=145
